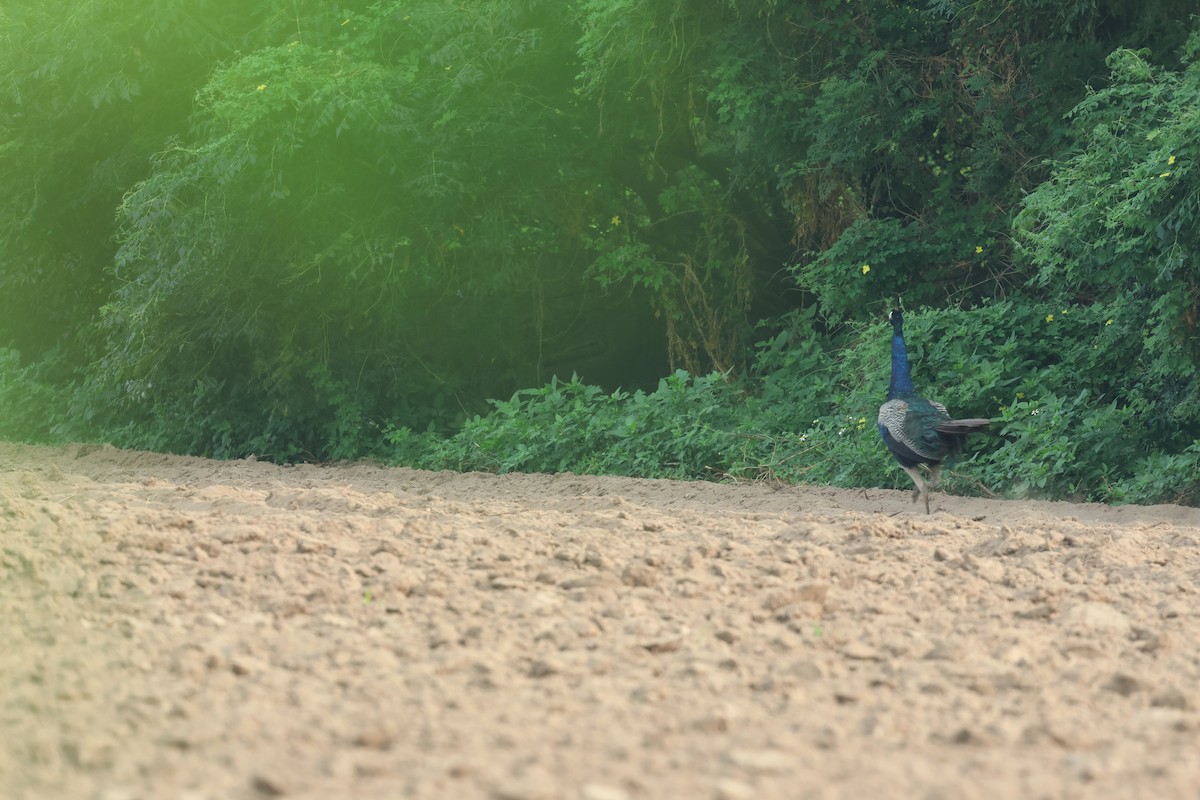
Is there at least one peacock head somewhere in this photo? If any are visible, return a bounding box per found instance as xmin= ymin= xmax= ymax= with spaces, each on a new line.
xmin=889 ymin=308 xmax=904 ymax=331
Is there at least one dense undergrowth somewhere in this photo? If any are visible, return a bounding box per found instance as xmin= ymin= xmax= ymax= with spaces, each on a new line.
xmin=381 ymin=298 xmax=1200 ymax=506
xmin=8 ymin=295 xmax=1199 ymax=505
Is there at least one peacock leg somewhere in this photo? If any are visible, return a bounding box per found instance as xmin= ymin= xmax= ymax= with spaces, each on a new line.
xmin=900 ymin=465 xmax=926 ymax=506
xmin=928 ymin=464 xmax=943 ymax=491
xmin=924 ymin=465 xmax=943 ymax=513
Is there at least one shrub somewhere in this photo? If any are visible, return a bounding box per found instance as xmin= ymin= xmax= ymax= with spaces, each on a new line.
xmin=389 ymin=298 xmax=1200 ymax=506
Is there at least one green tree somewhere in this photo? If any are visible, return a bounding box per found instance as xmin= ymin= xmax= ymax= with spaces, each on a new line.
xmin=778 ymin=0 xmax=1192 ymax=321
xmin=1012 ymin=37 xmax=1200 ymax=480
xmin=1017 ymin=39 xmax=1200 ymax=362
xmin=0 ymin=1 xmax=268 ymax=362
xmin=90 ymin=0 xmax=634 ymax=458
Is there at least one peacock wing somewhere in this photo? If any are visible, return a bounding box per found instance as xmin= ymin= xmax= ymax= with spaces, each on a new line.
xmin=901 ymin=398 xmax=952 ymax=460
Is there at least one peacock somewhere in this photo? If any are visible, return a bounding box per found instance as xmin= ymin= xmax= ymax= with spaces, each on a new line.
xmin=877 ymin=309 xmax=990 ymax=513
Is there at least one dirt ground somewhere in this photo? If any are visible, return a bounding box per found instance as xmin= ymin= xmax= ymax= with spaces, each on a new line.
xmin=2 ymin=441 xmax=1199 ymax=799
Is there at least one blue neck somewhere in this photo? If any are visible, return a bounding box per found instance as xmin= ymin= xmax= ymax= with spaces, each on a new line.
xmin=889 ymin=326 xmax=915 ymax=398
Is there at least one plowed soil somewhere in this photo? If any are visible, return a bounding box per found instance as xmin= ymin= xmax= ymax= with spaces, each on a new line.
xmin=3 ymin=442 xmax=1199 ymax=799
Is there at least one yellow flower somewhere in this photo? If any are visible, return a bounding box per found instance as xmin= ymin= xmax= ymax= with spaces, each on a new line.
xmin=1168 ymin=155 xmax=1177 ymax=166
xmin=861 ymin=264 xmax=870 ymax=275
xmin=1160 ymin=172 xmax=1171 ymax=178
xmin=610 ymin=215 xmax=621 ymax=227
xmin=256 ymin=84 xmax=267 ymax=92
xmin=1105 ymin=318 xmax=1114 ymax=326
xmin=975 ymin=245 xmax=983 ymax=254
xmin=1045 ymin=314 xmax=1054 ymax=323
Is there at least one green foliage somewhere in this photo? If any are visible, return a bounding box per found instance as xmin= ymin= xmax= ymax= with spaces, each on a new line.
xmin=387 ymin=299 xmax=1199 ymax=506
xmin=391 ymin=371 xmax=756 ymax=480
xmin=3 ymin=0 xmax=1200 ymax=506
xmin=89 ymin=362 xmax=387 ymax=462
xmin=1017 ymin=37 xmax=1200 ymax=357
xmin=0 ymin=349 xmax=68 ymax=443
xmin=88 ymin=0 xmax=618 ymax=458
xmin=773 ymin=1 xmax=1194 ymax=321
xmin=795 ymin=218 xmax=966 ymax=321
xmin=796 ymin=299 xmax=1200 ymax=504
xmin=0 ymin=0 xmax=264 ymax=361
xmin=575 ymin=0 xmax=786 ymax=374
xmin=1112 ymin=441 xmax=1200 ymax=505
